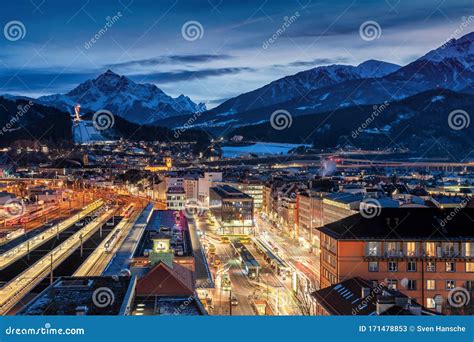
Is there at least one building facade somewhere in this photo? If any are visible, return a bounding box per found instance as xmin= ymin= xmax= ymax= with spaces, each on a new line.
xmin=209 ymin=185 xmax=254 ymax=235
xmin=318 ymin=208 xmax=474 ymax=314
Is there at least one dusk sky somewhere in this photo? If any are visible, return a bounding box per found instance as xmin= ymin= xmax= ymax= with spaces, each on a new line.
xmin=0 ymin=0 xmax=473 ymax=107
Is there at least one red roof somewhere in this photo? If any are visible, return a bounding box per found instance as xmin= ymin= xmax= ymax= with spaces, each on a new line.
xmin=136 ymin=261 xmax=194 ymax=296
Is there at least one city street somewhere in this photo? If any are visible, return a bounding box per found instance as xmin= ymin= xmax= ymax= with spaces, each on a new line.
xmin=191 ymin=214 xmax=302 ymax=315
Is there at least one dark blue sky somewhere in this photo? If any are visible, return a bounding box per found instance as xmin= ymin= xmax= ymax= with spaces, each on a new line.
xmin=0 ymin=0 xmax=473 ymax=107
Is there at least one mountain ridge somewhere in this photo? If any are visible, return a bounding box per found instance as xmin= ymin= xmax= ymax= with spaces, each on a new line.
xmin=37 ymin=70 xmax=206 ymax=124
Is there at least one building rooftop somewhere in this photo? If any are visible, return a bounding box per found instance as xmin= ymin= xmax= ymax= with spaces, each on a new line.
xmin=210 ymin=185 xmax=252 ymax=200
xmin=134 ymin=210 xmax=192 ymax=258
xmin=312 ymin=277 xmax=435 ymax=316
xmin=166 ymin=186 xmax=186 ymax=194
xmin=324 ymin=192 xmax=363 ymax=204
xmin=131 ymin=296 xmax=204 ymax=316
xmin=136 ymin=261 xmax=194 ymax=297
xmin=318 ymin=208 xmax=474 ymax=240
xmin=18 ymin=276 xmax=135 ymax=316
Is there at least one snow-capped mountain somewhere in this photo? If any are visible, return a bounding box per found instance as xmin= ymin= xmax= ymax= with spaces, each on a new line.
xmin=386 ymin=31 xmax=474 ymax=91
xmin=192 ymin=31 xmax=474 ymax=130
xmin=38 ymin=70 xmax=206 ymax=124
xmin=207 ymin=59 xmax=400 ymax=116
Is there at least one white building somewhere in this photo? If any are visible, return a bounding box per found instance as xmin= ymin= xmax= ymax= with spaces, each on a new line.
xmin=166 ymin=186 xmax=186 ymax=210
xmin=198 ymin=172 xmax=222 ymax=207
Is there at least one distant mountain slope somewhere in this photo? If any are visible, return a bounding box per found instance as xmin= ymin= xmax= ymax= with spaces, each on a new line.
xmin=0 ymin=97 xmax=209 ymax=147
xmin=206 ymin=59 xmax=400 ymax=117
xmin=0 ymin=97 xmax=72 ymax=147
xmin=229 ymin=89 xmax=474 ymax=159
xmin=185 ymin=31 xmax=474 ymax=130
xmin=37 ymin=70 xmax=206 ymax=124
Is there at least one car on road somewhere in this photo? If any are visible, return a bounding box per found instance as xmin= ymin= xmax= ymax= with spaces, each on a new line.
xmin=239 ymin=237 xmax=250 ymax=244
xmin=231 ymin=296 xmax=239 ymax=306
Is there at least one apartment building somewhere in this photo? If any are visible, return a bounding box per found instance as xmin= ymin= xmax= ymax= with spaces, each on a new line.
xmin=209 ymin=185 xmax=254 ymax=235
xmin=322 ymin=192 xmax=362 ymax=225
xmin=166 ymin=186 xmax=186 ymax=210
xmin=183 ymin=177 xmax=198 ymax=200
xmin=217 ymin=180 xmax=264 ymax=210
xmin=318 ymin=208 xmax=474 ymax=314
xmin=297 ymin=191 xmax=324 ymax=247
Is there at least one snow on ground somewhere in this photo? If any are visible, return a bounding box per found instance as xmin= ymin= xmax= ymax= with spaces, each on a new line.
xmin=222 ymin=142 xmax=307 ymax=158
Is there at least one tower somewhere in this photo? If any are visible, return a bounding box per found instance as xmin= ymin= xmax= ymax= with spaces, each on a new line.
xmin=73 ymin=104 xmax=81 ymax=124
xmin=164 ymin=156 xmax=173 ymax=170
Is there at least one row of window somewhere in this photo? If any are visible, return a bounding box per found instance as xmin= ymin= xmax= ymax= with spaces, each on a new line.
xmin=322 ymin=267 xmax=337 ymax=285
xmin=366 ymin=241 xmax=474 ymax=257
xmin=368 ymin=261 xmax=474 ymax=273
xmin=384 ymin=279 xmax=462 ymax=292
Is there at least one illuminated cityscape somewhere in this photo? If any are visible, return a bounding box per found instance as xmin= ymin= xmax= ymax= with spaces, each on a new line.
xmin=0 ymin=0 xmax=473 ymax=321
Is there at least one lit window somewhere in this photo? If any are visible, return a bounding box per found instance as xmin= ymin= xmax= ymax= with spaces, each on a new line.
xmin=426 ymin=280 xmax=435 ymax=290
xmin=425 ymin=242 xmax=436 ymax=257
xmin=446 ymin=262 xmax=456 ymax=272
xmin=446 ymin=280 xmax=456 ymax=290
xmin=386 ymin=242 xmax=398 ymax=256
xmin=466 ymin=262 xmax=474 ymax=272
xmin=426 ymin=261 xmax=436 ymax=272
xmin=465 ymin=242 xmax=474 ymax=257
xmin=406 ymin=242 xmax=416 ymax=256
xmin=426 ymin=298 xmax=436 ymax=309
xmin=387 ymin=279 xmax=397 ymax=290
